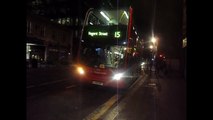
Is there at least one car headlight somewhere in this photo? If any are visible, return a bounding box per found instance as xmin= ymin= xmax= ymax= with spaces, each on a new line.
xmin=112 ymin=73 xmax=124 ymax=81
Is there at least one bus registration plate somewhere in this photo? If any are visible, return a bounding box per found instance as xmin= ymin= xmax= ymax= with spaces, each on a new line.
xmin=92 ymin=81 xmax=103 ymax=86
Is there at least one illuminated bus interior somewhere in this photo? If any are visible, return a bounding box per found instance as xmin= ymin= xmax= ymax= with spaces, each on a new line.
xmin=80 ymin=9 xmax=130 ymax=69
xmin=86 ymin=9 xmax=129 ymax=26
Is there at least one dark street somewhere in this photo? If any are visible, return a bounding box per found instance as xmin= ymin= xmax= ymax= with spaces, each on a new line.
xmin=27 ymin=66 xmax=186 ymax=120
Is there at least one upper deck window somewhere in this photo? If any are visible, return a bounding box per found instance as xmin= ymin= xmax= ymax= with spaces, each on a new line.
xmin=86 ymin=9 xmax=129 ymax=26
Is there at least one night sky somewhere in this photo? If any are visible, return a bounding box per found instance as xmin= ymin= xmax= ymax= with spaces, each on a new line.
xmin=27 ymin=0 xmax=184 ymax=58
xmin=132 ymin=0 xmax=183 ymax=57
xmin=83 ymin=0 xmax=184 ymax=57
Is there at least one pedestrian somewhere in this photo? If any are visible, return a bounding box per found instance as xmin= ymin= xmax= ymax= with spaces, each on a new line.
xmin=154 ymin=57 xmax=161 ymax=77
xmin=162 ymin=59 xmax=168 ymax=75
xmin=149 ymin=60 xmax=153 ymax=73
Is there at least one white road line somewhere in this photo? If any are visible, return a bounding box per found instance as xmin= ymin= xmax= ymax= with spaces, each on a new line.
xmin=27 ymin=79 xmax=70 ymax=88
xmin=39 ymin=79 xmax=67 ymax=86
xmin=65 ymin=85 xmax=76 ymax=89
xmin=148 ymin=83 xmax=156 ymax=86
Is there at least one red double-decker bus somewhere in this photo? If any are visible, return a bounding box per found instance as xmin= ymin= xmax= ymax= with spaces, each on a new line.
xmin=74 ymin=7 xmax=142 ymax=89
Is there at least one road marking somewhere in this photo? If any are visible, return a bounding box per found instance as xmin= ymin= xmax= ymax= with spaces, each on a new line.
xmin=83 ymin=76 xmax=147 ymax=120
xmin=148 ymin=83 xmax=156 ymax=86
xmin=83 ymin=94 xmax=121 ymax=120
xmin=65 ymin=85 xmax=76 ymax=89
xmin=103 ymin=101 xmax=126 ymax=120
xmin=128 ymin=76 xmax=142 ymax=89
xmin=84 ymin=75 xmax=148 ymax=120
xmin=39 ymin=79 xmax=67 ymax=86
xmin=27 ymin=78 xmax=70 ymax=88
xmin=102 ymin=74 xmax=148 ymax=120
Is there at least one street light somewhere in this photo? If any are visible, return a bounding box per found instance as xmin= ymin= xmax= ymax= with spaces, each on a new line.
xmin=151 ymin=37 xmax=157 ymax=44
xmin=150 ymin=36 xmax=158 ymax=51
xmin=150 ymin=36 xmax=158 ymax=59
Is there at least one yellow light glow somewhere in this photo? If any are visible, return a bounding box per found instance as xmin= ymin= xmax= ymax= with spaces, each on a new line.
xmin=151 ymin=37 xmax=156 ymax=43
xmin=77 ymin=67 xmax=85 ymax=75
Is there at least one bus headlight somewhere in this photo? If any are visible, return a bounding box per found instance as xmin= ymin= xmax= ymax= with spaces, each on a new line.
xmin=112 ymin=73 xmax=124 ymax=81
xmin=77 ymin=67 xmax=85 ymax=75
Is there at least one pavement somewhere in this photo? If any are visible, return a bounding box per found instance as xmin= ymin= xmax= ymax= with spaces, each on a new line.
xmin=102 ymin=70 xmax=186 ymax=120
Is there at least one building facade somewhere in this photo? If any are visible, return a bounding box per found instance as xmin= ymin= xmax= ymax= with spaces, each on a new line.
xmin=26 ymin=14 xmax=73 ymax=65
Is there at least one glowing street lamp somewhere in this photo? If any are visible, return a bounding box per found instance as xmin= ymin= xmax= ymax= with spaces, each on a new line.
xmin=150 ymin=36 xmax=158 ymax=51
xmin=151 ymin=37 xmax=157 ymax=44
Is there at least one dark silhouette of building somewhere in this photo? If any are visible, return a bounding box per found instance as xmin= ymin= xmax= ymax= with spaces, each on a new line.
xmin=26 ymin=14 xmax=73 ymax=65
xmin=26 ymin=0 xmax=132 ymax=65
